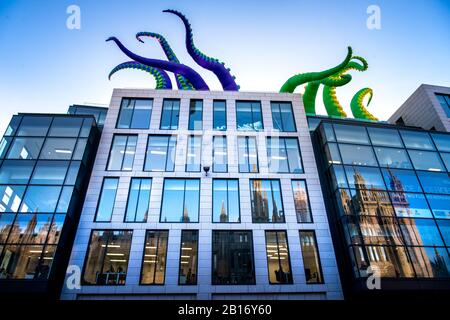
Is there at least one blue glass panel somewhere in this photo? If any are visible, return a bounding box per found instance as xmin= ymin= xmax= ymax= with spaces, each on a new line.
xmin=48 ymin=117 xmax=82 ymax=137
xmin=374 ymin=147 xmax=412 ymax=169
xmin=0 ymin=185 xmax=26 ymax=212
xmin=408 ymin=150 xmax=445 ymax=171
xmin=0 ymin=213 xmax=15 ymax=242
xmin=389 ymin=192 xmax=432 ymax=218
xmin=186 ymin=136 xmax=201 ymax=172
xmin=56 ymin=186 xmax=74 ymax=213
xmin=0 ymin=160 xmax=34 ymax=184
xmin=381 ymin=168 xmax=422 ymax=192
xmin=437 ymin=220 xmax=450 ymax=246
xmin=9 ymin=214 xmax=53 ymax=244
xmin=417 ymin=171 xmax=450 ymax=194
xmin=431 ymin=133 xmax=450 ymax=152
xmin=6 ymin=138 xmax=44 ymax=159
xmin=145 ymin=135 xmax=176 ymax=172
xmin=426 ymin=194 xmax=450 ymax=219
xmin=40 ymin=138 xmax=76 ymax=160
xmin=4 ymin=116 xmax=21 ymax=136
xmin=213 ymin=179 xmax=240 ymax=223
xmin=367 ymin=127 xmax=403 ymax=147
xmin=131 ymin=99 xmax=152 ymax=129
xmin=95 ymin=178 xmax=119 ymax=222
xmin=399 ymin=218 xmax=444 ymax=246
xmin=236 ymin=101 xmax=263 ymax=131
xmin=400 ymin=130 xmax=435 ymax=150
xmin=439 ymin=152 xmax=450 ymax=172
xmin=73 ymin=138 xmax=88 ymax=160
xmin=334 ymin=124 xmax=369 ymax=144
xmin=188 ymin=100 xmax=203 ymax=130
xmin=31 ymin=161 xmax=68 ymax=185
xmin=250 ymin=179 xmax=284 ymax=223
xmin=125 ymin=178 xmax=151 ymax=222
xmin=213 ymin=100 xmax=226 ymax=130
xmin=339 ymin=144 xmax=378 ymax=166
xmin=160 ymin=179 xmax=199 ymax=222
xmin=345 ymin=166 xmax=385 ymax=190
xmin=16 ymin=116 xmax=51 ymax=137
xmin=20 ymin=186 xmax=61 ymax=213
xmin=213 ymin=136 xmax=227 ymax=173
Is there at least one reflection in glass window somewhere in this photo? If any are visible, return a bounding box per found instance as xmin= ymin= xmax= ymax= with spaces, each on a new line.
xmin=374 ymin=147 xmax=412 ymax=169
xmin=20 ymin=186 xmax=61 ymax=213
xmin=145 ymin=135 xmax=176 ymax=172
xmin=345 ymin=166 xmax=385 ymax=190
xmin=17 ymin=116 xmax=52 ymax=137
xmin=95 ymin=178 xmax=119 ymax=222
xmin=0 ymin=160 xmax=34 ymax=184
xmin=334 ymin=124 xmax=369 ymax=144
xmin=31 ymin=161 xmax=68 ymax=185
xmin=267 ymin=137 xmax=303 ymax=173
xmin=160 ymin=99 xmax=180 ymax=130
xmin=79 ymin=118 xmax=94 ymax=137
xmin=0 ymin=137 xmax=12 ymax=158
xmin=73 ymin=138 xmax=88 ymax=160
xmin=431 ymin=133 xmax=450 ymax=152
xmin=47 ymin=214 xmax=65 ymax=244
xmin=40 ymin=138 xmax=76 ymax=160
xmin=141 ymin=230 xmax=168 ymax=285
xmin=0 ymin=213 xmax=14 ymax=242
xmin=212 ymin=230 xmax=255 ymax=285
xmin=160 ymin=179 xmax=200 ymax=222
xmin=250 ymin=179 xmax=284 ymax=223
xmin=381 ymin=168 xmax=422 ymax=193
xmin=8 ymin=214 xmax=52 ymax=244
xmin=213 ymin=100 xmax=226 ymax=131
xmin=367 ymin=127 xmax=403 ymax=147
xmin=271 ymin=102 xmax=296 ymax=132
xmin=300 ymin=231 xmax=324 ymax=283
xmin=358 ymin=216 xmax=403 ymax=245
xmin=64 ymin=161 xmax=81 ymax=186
xmin=330 ymin=165 xmax=348 ymax=189
xmin=265 ymin=231 xmax=292 ymax=284
xmin=398 ymin=218 xmax=444 ymax=246
xmin=408 ymin=246 xmax=450 ymax=278
xmin=238 ymin=136 xmax=258 ymax=173
xmin=188 ymin=100 xmax=203 ymax=130
xmin=390 ymin=192 xmax=432 ymax=218
xmin=4 ymin=116 xmax=21 ymax=136
xmin=49 ymin=117 xmax=82 ymax=137
xmin=107 ymin=135 xmax=137 ymax=171
xmin=6 ymin=138 xmax=44 ymax=160
xmin=400 ymin=130 xmax=435 ymax=150
xmin=324 ymin=143 xmax=341 ymax=165
xmin=0 ymin=185 xmax=26 ymax=212
xmin=179 ymin=230 xmax=198 ymax=285
xmin=339 ymin=144 xmax=378 ymax=166
xmin=292 ymin=180 xmax=312 ymax=223
xmin=408 ymin=150 xmax=445 ymax=172
xmin=82 ymin=230 xmax=132 ymax=285
xmin=441 ymin=153 xmax=450 ymax=172
xmin=213 ymin=179 xmax=240 ymax=223
xmin=56 ymin=186 xmax=74 ymax=213
xmin=351 ymin=189 xmax=394 ymax=216
xmin=336 ymin=189 xmax=353 ymax=216
xmin=124 ymin=178 xmax=151 ymax=222
xmin=236 ymin=101 xmax=263 ymax=131
xmin=437 ymin=220 xmax=450 ymax=246
xmin=117 ymin=98 xmax=152 ymax=129
xmin=426 ymin=194 xmax=450 ymax=219
xmin=320 ymin=123 xmax=335 ymax=143
xmin=213 ymin=136 xmax=227 ymax=173
xmin=436 ymin=93 xmax=450 ymax=117
xmin=186 ymin=136 xmax=202 ymax=172
xmin=417 ymin=171 xmax=450 ymax=194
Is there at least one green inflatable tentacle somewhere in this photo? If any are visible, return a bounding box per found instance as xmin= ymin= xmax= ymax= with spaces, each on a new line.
xmin=323 ymin=85 xmax=347 ymax=118
xmin=303 ymin=82 xmax=320 ymax=115
xmin=350 ymin=88 xmax=378 ymax=120
xmin=279 ymin=47 xmax=353 ymax=93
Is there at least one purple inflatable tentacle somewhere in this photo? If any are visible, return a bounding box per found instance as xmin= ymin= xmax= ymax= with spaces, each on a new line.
xmin=163 ymin=9 xmax=239 ymax=91
xmin=106 ymin=37 xmax=209 ymax=91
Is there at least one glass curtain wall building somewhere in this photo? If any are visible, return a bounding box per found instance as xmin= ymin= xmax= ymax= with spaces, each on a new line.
xmin=0 ymin=113 xmax=100 ymax=297
xmin=309 ymin=116 xmax=450 ymax=297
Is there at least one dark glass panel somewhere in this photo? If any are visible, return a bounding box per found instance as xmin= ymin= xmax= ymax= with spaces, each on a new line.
xmin=17 ymin=116 xmax=52 ymax=137
xmin=334 ymin=124 xmax=369 ymax=144
xmin=345 ymin=166 xmax=385 ymax=190
xmin=141 ymin=230 xmax=168 ymax=285
xmin=73 ymin=138 xmax=88 ymax=160
xmin=265 ymin=231 xmax=292 ymax=284
xmin=350 ymin=189 xmax=394 ymax=216
xmin=324 ymin=143 xmax=342 ymax=165
xmin=0 ymin=160 xmax=34 ymax=184
xmin=0 ymin=245 xmax=46 ymax=279
xmin=8 ymin=214 xmax=52 ymax=244
xmin=4 ymin=116 xmax=21 ymax=136
xmin=400 ymin=130 xmax=435 ymax=150
xmin=367 ymin=127 xmax=403 ymax=147
xmin=339 ymin=144 xmax=378 ymax=166
xmin=291 ymin=180 xmax=312 ymax=223
xmin=0 ymin=213 xmax=15 ymax=243
xmin=358 ymin=216 xmax=403 ymax=245
xmin=213 ymin=100 xmax=227 ymax=130
xmin=299 ymin=231 xmax=324 ymax=283
xmin=374 ymin=147 xmax=412 ymax=169
xmin=0 ymin=185 xmax=26 ymax=213
xmin=179 ymin=230 xmax=198 ymax=285
xmin=407 ymin=246 xmax=450 ymax=278
xmin=48 ymin=117 xmax=82 ymax=137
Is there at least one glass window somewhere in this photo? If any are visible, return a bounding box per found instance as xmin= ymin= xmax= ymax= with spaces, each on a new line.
xmin=47 ymin=214 xmax=65 ymax=244
xmin=435 ymin=93 xmax=450 ymax=118
xmin=17 ymin=116 xmax=52 ymax=137
xmin=213 ymin=136 xmax=227 ymax=173
xmin=95 ymin=178 xmax=119 ymax=222
xmin=124 ymin=178 xmax=151 ymax=222
xmin=64 ymin=161 xmax=81 ymax=186
xmin=56 ymin=186 xmax=74 ymax=213
xmin=160 ymin=99 xmax=180 ymax=130
xmin=238 ymin=136 xmax=258 ymax=173
xmin=186 ymin=136 xmax=202 ymax=172
xmin=0 ymin=213 xmax=14 ymax=242
xmin=292 ymin=180 xmax=313 ymax=223
xmin=389 ymin=192 xmax=432 ymax=218
xmin=40 ymin=138 xmax=76 ymax=160
xmin=179 ymin=230 xmax=198 ymax=285
xmin=140 ymin=230 xmax=168 ymax=285
xmin=6 ymin=138 xmax=44 ymax=159
xmin=358 ymin=216 xmax=403 ymax=245
xmin=408 ymin=150 xmax=445 ymax=172
xmin=300 ymin=231 xmax=324 ymax=284
xmin=8 ymin=214 xmax=53 ymax=244
xmin=0 ymin=160 xmax=34 ymax=184
xmin=330 ymin=165 xmax=348 ymax=189
xmin=398 ymin=218 xmax=444 ymax=246
xmin=73 ymin=138 xmax=88 ymax=161
xmin=436 ymin=220 xmax=450 ymax=246
xmin=212 ymin=230 xmax=255 ymax=285
xmin=0 ymin=185 xmax=26 ymax=212
xmin=107 ymin=135 xmax=137 ymax=171
xmin=408 ymin=246 xmax=450 ymax=278
xmin=49 ymin=117 xmax=82 ymax=137
xmin=267 ymin=137 xmax=303 ymax=173
xmin=250 ymin=179 xmax=284 ymax=223
xmin=374 ymin=147 xmax=412 ymax=169
xmin=145 ymin=135 xmax=176 ymax=172
xmin=417 ymin=171 xmax=450 ymax=194
xmin=117 ymin=98 xmax=153 ymax=129
xmin=324 ymin=143 xmax=341 ymax=165
xmin=213 ymin=179 xmax=240 ymax=223
xmin=188 ymin=100 xmax=203 ymax=130
xmin=345 ymin=166 xmax=386 ymax=190
xmin=339 ymin=144 xmax=378 ymax=166
xmin=20 ymin=186 xmax=61 ymax=213
xmin=441 ymin=153 xmax=450 ymax=172
xmin=351 ymin=189 xmax=394 ymax=216
xmin=426 ymin=194 xmax=450 ymax=219
xmin=236 ymin=101 xmax=263 ymax=131
xmin=0 ymin=137 xmax=12 ymax=158
xmin=367 ymin=127 xmax=403 ymax=147
xmin=271 ymin=102 xmax=296 ymax=132
xmin=79 ymin=118 xmax=94 ymax=137
xmin=160 ymin=179 xmax=200 ymax=223
xmin=30 ymin=161 xmax=68 ymax=185
xmin=400 ymin=130 xmax=435 ymax=150
xmin=320 ymin=123 xmax=335 ymax=143
xmin=381 ymin=168 xmax=422 ymax=193
xmin=336 ymin=189 xmax=354 ymax=216
xmin=4 ymin=116 xmax=21 ymax=136
xmin=265 ymin=230 xmax=293 ymax=284
xmin=334 ymin=124 xmax=369 ymax=144
xmin=431 ymin=133 xmax=450 ymax=152
xmin=213 ymin=100 xmax=226 ymax=131
xmin=82 ymin=230 xmax=132 ymax=285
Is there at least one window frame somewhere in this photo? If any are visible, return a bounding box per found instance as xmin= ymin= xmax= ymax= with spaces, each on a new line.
xmin=144 ymin=134 xmax=177 ymax=172
xmin=270 ymin=101 xmax=297 ymax=132
xmin=94 ymin=177 xmax=119 ymax=222
xmin=264 ymin=230 xmax=294 ymax=285
xmin=266 ymin=137 xmax=304 ymax=174
xmin=212 ymin=179 xmax=241 ymax=223
xmin=213 ymin=100 xmax=227 ymax=131
xmin=237 ymin=136 xmax=259 ymax=173
xmin=178 ymin=229 xmax=199 ymax=286
xmin=299 ymin=230 xmax=325 ymax=284
xmin=235 ymin=100 xmax=264 ymax=131
xmin=139 ymin=229 xmax=169 ymax=285
xmin=116 ymin=98 xmax=153 ymax=129
xmin=159 ymin=99 xmax=181 ymax=130
xmin=106 ymin=134 xmax=138 ymax=171
xmin=123 ymin=177 xmax=152 ymax=223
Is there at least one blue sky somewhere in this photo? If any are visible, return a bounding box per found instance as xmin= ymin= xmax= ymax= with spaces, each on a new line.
xmin=0 ymin=0 xmax=449 ymax=132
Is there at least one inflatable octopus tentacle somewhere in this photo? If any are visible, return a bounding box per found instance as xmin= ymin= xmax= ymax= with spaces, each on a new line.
xmin=323 ymin=85 xmax=348 ymax=118
xmin=303 ymin=82 xmax=321 ymax=115
xmin=109 ymin=61 xmax=172 ymax=89
xmin=106 ymin=37 xmax=210 ymax=90
xmin=136 ymin=32 xmax=195 ymax=90
xmin=163 ymin=9 xmax=239 ymax=91
xmin=279 ymin=47 xmax=353 ymax=93
xmin=350 ymin=88 xmax=378 ymax=120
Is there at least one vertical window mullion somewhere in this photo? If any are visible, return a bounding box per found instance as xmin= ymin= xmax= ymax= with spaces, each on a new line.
xmin=284 ymin=138 xmax=291 ymax=173
xmin=164 ymin=136 xmax=170 ymax=171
